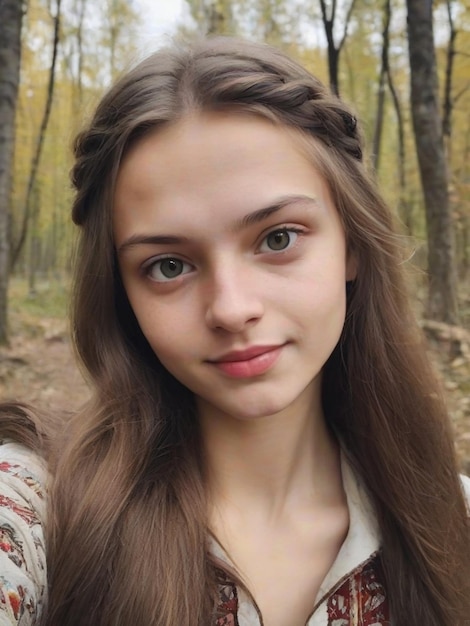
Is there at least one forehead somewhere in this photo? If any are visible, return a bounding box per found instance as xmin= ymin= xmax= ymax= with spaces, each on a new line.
xmin=112 ymin=111 xmax=334 ymax=239
xmin=119 ymin=110 xmax=311 ymax=176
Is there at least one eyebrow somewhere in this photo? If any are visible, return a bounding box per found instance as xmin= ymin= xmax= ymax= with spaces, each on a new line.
xmin=117 ymin=194 xmax=317 ymax=254
xmin=236 ymin=194 xmax=317 ymax=229
xmin=117 ymin=234 xmax=189 ymax=253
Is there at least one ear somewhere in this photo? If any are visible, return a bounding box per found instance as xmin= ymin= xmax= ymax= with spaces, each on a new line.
xmin=346 ymin=251 xmax=358 ymax=282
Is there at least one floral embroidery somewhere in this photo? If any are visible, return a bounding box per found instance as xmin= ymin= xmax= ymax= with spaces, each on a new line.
xmin=326 ymin=553 xmax=390 ymax=625
xmin=1 ymin=523 xmax=26 ymax=569
xmin=0 ymin=442 xmax=47 ymax=624
xmin=214 ymin=574 xmax=239 ymax=626
xmin=213 ymin=554 xmax=390 ymax=625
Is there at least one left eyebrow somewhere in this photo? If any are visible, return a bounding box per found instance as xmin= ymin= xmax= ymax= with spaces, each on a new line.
xmin=236 ymin=194 xmax=319 ymax=230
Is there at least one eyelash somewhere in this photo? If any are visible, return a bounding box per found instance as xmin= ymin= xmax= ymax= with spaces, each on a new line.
xmin=142 ymin=226 xmax=305 ymax=283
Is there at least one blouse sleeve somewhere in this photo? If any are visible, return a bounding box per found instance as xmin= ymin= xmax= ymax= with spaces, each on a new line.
xmin=0 ymin=441 xmax=47 ymax=626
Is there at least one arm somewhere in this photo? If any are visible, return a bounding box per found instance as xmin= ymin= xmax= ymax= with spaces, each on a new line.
xmin=0 ymin=441 xmax=47 ymax=626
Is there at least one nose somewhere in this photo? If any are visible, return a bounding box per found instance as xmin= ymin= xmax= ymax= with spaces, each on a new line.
xmin=204 ymin=265 xmax=264 ymax=333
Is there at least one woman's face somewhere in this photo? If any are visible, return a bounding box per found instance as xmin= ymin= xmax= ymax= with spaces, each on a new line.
xmin=113 ymin=111 xmax=355 ymax=422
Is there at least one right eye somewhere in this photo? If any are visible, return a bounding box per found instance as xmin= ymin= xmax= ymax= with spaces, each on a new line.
xmin=144 ymin=257 xmax=193 ymax=282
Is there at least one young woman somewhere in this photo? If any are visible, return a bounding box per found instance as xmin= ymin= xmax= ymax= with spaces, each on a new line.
xmin=0 ymin=37 xmax=469 ymax=626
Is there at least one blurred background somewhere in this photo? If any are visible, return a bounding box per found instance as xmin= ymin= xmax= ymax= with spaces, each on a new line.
xmin=0 ymin=0 xmax=469 ymax=471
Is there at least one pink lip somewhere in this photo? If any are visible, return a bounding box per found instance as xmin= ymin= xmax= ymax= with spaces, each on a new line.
xmin=208 ymin=345 xmax=284 ymax=378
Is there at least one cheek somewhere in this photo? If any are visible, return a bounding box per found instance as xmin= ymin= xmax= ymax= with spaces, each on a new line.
xmin=289 ymin=258 xmax=348 ymax=315
xmin=122 ymin=291 xmax=175 ymax=359
xmin=134 ymin=306 xmax=195 ymax=365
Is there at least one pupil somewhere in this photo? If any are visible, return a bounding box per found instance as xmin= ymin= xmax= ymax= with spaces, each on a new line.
xmin=269 ymin=230 xmax=289 ymax=250
xmin=161 ymin=258 xmax=182 ymax=278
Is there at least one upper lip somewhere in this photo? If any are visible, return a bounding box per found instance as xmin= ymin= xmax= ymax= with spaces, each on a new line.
xmin=208 ymin=345 xmax=282 ymax=363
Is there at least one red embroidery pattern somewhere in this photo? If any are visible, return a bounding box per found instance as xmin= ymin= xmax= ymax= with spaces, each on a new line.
xmin=214 ymin=554 xmax=389 ymax=625
xmin=215 ymin=577 xmax=239 ymax=626
xmin=326 ymin=553 xmax=390 ymax=625
xmin=0 ymin=495 xmax=40 ymax=526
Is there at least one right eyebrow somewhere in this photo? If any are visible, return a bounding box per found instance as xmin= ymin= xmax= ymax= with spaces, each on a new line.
xmin=117 ymin=234 xmax=190 ymax=254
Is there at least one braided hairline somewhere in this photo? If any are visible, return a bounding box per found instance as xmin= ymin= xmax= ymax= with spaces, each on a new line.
xmin=205 ymin=75 xmax=362 ymax=161
xmin=72 ymin=46 xmax=363 ymax=226
xmin=187 ymin=51 xmax=363 ymax=162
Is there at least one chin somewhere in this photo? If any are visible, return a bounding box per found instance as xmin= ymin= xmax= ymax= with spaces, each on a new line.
xmin=221 ymin=395 xmax=299 ymax=422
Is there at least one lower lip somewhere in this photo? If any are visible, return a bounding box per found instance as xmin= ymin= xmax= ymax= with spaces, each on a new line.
xmin=211 ymin=346 xmax=284 ymax=378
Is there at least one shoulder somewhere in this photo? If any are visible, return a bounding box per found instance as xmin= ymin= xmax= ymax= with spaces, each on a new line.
xmin=461 ymin=473 xmax=470 ymax=513
xmin=0 ymin=439 xmax=48 ymax=625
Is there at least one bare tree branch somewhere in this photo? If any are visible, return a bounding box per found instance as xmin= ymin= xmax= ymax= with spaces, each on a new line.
xmin=442 ymin=0 xmax=457 ymax=138
xmin=318 ymin=0 xmax=356 ymax=95
xmin=338 ymin=0 xmax=357 ymax=52
xmin=453 ymin=82 xmax=470 ymax=104
xmin=331 ymin=0 xmax=337 ymax=24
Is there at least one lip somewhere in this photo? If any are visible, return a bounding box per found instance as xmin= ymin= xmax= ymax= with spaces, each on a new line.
xmin=208 ymin=344 xmax=285 ymax=378
xmin=210 ymin=345 xmax=282 ymax=363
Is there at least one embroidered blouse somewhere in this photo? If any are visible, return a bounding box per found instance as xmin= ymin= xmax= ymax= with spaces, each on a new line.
xmin=211 ymin=454 xmax=391 ymax=626
xmin=1 ymin=439 xmax=469 ymax=626
xmin=0 ymin=441 xmax=46 ymax=626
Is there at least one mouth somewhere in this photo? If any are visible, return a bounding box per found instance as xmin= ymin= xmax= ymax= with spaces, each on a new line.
xmin=207 ymin=344 xmax=285 ymax=378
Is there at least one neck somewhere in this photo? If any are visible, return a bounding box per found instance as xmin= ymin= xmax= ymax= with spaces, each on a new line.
xmin=199 ymin=392 xmax=342 ymax=522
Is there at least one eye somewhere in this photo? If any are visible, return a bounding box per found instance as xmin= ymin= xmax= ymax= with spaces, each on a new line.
xmin=144 ymin=257 xmax=193 ymax=282
xmin=259 ymin=228 xmax=300 ymax=253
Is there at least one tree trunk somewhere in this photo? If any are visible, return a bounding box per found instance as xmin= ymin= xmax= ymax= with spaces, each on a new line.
xmin=406 ymin=0 xmax=458 ymax=323
xmin=0 ymin=0 xmax=24 ymax=345
xmin=318 ymin=0 xmax=357 ymax=96
xmin=27 ymin=184 xmax=40 ymax=297
xmin=372 ymin=0 xmax=409 ymax=231
xmin=10 ymin=0 xmax=62 ymax=269
xmin=75 ymin=0 xmax=86 ymax=108
xmin=372 ymin=0 xmax=392 ymax=172
xmin=387 ymin=69 xmax=409 ymax=232
xmin=372 ymin=69 xmax=386 ymax=171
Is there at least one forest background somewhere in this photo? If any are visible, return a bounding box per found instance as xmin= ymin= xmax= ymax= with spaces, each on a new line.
xmin=0 ymin=0 xmax=470 ymax=472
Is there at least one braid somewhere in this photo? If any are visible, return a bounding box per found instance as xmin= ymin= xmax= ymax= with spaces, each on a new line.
xmin=183 ymin=52 xmax=362 ymax=161
xmin=70 ymin=38 xmax=363 ymax=228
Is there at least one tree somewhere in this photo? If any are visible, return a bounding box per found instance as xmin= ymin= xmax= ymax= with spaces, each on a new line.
xmin=318 ymin=0 xmax=357 ymax=96
xmin=442 ymin=0 xmax=457 ymax=146
xmin=10 ymin=0 xmax=62 ymax=269
xmin=72 ymin=0 xmax=87 ymax=110
xmin=372 ymin=0 xmax=408 ymax=230
xmin=7 ymin=0 xmax=141 ymax=284
xmin=102 ymin=0 xmax=140 ymax=81
xmin=186 ymin=0 xmax=236 ymax=35
xmin=372 ymin=0 xmax=390 ymax=171
xmin=0 ymin=0 xmax=24 ymax=345
xmin=406 ymin=0 xmax=458 ymax=323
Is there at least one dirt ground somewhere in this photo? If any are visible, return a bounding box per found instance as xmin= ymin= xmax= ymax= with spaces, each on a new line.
xmin=1 ymin=315 xmax=469 ymax=475
xmin=0 ymin=318 xmax=88 ymax=412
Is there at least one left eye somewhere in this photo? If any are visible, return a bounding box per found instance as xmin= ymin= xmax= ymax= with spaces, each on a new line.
xmin=145 ymin=257 xmax=193 ymax=282
xmin=259 ymin=228 xmax=299 ymax=252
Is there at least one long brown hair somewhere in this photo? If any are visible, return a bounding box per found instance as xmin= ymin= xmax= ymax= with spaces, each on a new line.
xmin=2 ymin=37 xmax=469 ymax=625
